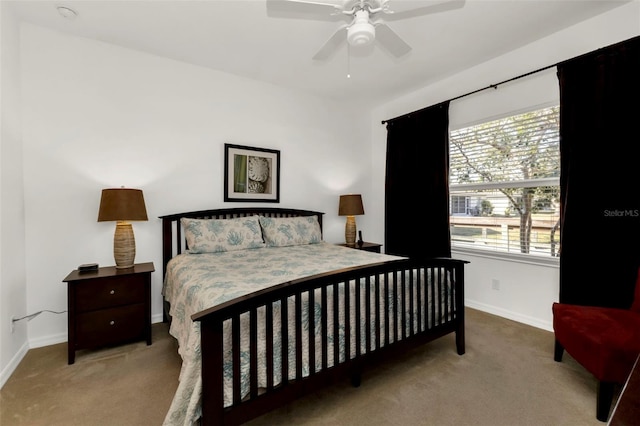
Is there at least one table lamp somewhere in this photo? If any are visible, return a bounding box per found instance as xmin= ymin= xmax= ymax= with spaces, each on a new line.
xmin=98 ymin=188 xmax=148 ymax=269
xmin=338 ymin=194 xmax=364 ymax=247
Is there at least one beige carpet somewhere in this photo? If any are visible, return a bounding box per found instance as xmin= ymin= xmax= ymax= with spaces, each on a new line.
xmin=0 ymin=308 xmax=618 ymax=426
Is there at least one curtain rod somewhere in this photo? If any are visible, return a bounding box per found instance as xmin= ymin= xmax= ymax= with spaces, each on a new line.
xmin=381 ymin=62 xmax=557 ymax=125
xmin=380 ymin=35 xmax=640 ymax=124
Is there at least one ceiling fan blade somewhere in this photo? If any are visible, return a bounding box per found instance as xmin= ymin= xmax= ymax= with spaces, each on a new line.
xmin=312 ymin=26 xmax=347 ymax=61
xmin=374 ymin=23 xmax=411 ymax=57
xmin=381 ymin=0 xmax=466 ymax=21
xmin=266 ymin=0 xmax=345 ymax=21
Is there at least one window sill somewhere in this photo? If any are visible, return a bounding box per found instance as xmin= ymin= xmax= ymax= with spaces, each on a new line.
xmin=451 ymin=247 xmax=560 ymax=268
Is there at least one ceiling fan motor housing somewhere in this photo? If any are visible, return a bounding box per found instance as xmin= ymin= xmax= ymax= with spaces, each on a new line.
xmin=347 ymin=9 xmax=375 ymax=46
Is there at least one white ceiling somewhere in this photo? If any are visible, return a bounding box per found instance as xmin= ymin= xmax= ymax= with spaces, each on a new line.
xmin=8 ymin=0 xmax=632 ymax=105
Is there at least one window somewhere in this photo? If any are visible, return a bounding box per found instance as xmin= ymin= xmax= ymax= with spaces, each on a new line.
xmin=449 ymin=106 xmax=560 ymax=259
xmin=451 ymin=196 xmax=470 ymax=215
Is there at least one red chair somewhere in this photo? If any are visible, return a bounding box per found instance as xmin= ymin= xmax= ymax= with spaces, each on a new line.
xmin=552 ymin=266 xmax=640 ymax=421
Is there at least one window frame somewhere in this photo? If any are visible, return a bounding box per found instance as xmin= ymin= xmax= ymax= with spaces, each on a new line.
xmin=448 ymin=103 xmax=561 ymax=266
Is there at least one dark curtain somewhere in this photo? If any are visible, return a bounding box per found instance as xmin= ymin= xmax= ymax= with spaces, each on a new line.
xmin=557 ymin=35 xmax=640 ymax=307
xmin=384 ymin=101 xmax=451 ymax=259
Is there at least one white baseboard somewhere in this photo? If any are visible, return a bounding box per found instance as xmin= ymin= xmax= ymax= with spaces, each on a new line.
xmin=0 ymin=341 xmax=28 ymax=389
xmin=1 ymin=313 xmax=166 ymax=389
xmin=28 ymin=332 xmax=67 ymax=349
xmin=465 ymin=299 xmax=553 ymax=332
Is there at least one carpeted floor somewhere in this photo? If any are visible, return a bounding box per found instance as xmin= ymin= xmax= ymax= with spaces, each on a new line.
xmin=0 ymin=322 xmax=181 ymax=426
xmin=0 ymin=308 xmax=618 ymax=426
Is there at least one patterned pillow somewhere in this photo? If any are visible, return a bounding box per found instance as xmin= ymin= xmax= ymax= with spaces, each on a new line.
xmin=181 ymin=216 xmax=265 ymax=254
xmin=259 ymin=215 xmax=322 ymax=247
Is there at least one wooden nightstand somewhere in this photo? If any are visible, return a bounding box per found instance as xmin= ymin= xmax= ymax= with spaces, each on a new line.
xmin=337 ymin=242 xmax=382 ymax=253
xmin=62 ymin=262 xmax=154 ymax=364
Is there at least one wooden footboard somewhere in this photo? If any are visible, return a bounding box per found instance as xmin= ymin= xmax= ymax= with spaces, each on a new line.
xmin=160 ymin=208 xmax=467 ymax=425
xmin=193 ymin=257 xmax=467 ymax=425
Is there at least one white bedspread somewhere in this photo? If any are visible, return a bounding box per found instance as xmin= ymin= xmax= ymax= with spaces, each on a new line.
xmin=162 ymin=242 xmax=404 ymax=426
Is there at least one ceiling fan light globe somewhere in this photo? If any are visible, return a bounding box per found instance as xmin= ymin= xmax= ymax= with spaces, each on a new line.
xmin=347 ymin=22 xmax=375 ymax=46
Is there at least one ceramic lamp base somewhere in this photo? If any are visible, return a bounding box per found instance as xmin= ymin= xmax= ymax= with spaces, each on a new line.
xmin=114 ymin=221 xmax=136 ymax=269
xmin=345 ymin=215 xmax=357 ymax=247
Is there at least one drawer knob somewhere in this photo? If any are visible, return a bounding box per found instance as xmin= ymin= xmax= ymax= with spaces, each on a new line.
xmin=110 ymin=320 xmax=115 ymax=326
xmin=110 ymin=290 xmax=115 ymax=295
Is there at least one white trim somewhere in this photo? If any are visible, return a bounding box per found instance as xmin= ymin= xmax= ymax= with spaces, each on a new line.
xmin=28 ymin=332 xmax=67 ymax=349
xmin=1 ymin=313 xmax=167 ymax=389
xmin=465 ymin=299 xmax=553 ymax=332
xmin=450 ymin=177 xmax=559 ymax=191
xmin=452 ymin=247 xmax=559 ymax=267
xmin=0 ymin=341 xmax=28 ymax=389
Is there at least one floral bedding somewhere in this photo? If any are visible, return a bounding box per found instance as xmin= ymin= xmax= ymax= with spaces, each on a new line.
xmin=162 ymin=242 xmax=406 ymax=426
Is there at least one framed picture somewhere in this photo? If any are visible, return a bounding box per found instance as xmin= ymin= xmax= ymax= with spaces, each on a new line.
xmin=224 ymin=143 xmax=280 ymax=203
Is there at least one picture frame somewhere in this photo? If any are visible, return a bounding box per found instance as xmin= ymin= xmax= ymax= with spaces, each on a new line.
xmin=224 ymin=143 xmax=280 ymax=203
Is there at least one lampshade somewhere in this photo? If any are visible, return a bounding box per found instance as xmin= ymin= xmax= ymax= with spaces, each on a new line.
xmin=338 ymin=194 xmax=364 ymax=247
xmin=98 ymin=188 xmax=148 ymax=269
xmin=98 ymin=188 xmax=148 ymax=222
xmin=338 ymin=194 xmax=364 ymax=216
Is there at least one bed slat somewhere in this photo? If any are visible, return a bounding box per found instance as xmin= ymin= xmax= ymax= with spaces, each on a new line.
xmin=266 ymin=303 xmax=274 ymax=390
xmin=321 ymin=286 xmax=328 ymax=370
xmin=308 ymin=289 xmax=316 ymax=375
xmin=249 ymin=307 xmax=258 ymax=399
xmin=280 ymin=296 xmax=289 ymax=387
xmin=295 ymin=293 xmax=303 ymax=381
xmin=232 ymin=316 xmax=241 ymax=405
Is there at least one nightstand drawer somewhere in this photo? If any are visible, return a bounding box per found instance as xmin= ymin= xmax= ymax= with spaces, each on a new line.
xmin=75 ymin=275 xmax=146 ymax=312
xmin=75 ymin=304 xmax=146 ymax=348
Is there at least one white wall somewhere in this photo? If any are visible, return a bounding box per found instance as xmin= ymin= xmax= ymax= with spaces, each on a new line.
xmin=0 ymin=2 xmax=29 ymax=388
xmin=371 ymin=2 xmax=640 ymax=331
xmin=15 ymin=23 xmax=376 ymax=353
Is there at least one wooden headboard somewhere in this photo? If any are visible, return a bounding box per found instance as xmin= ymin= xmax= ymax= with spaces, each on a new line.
xmin=158 ymin=207 xmax=325 ymax=278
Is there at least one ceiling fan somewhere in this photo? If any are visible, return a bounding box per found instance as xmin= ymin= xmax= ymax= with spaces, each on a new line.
xmin=266 ymin=0 xmax=466 ymax=60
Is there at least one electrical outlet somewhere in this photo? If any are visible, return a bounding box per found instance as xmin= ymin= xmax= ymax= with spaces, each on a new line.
xmin=10 ymin=316 xmax=15 ymax=333
xmin=491 ymin=279 xmax=500 ymax=291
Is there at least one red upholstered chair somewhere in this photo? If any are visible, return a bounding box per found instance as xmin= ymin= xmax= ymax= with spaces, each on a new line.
xmin=552 ymin=266 xmax=640 ymax=422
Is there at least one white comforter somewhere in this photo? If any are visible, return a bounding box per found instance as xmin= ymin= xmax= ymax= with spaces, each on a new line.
xmin=162 ymin=242 xmax=405 ymax=426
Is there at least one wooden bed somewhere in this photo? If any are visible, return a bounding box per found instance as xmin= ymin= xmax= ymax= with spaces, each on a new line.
xmin=160 ymin=207 xmax=468 ymax=425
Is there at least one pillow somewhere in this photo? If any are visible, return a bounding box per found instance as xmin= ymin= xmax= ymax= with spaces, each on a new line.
xmin=259 ymin=215 xmax=322 ymax=247
xmin=181 ymin=216 xmax=265 ymax=254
